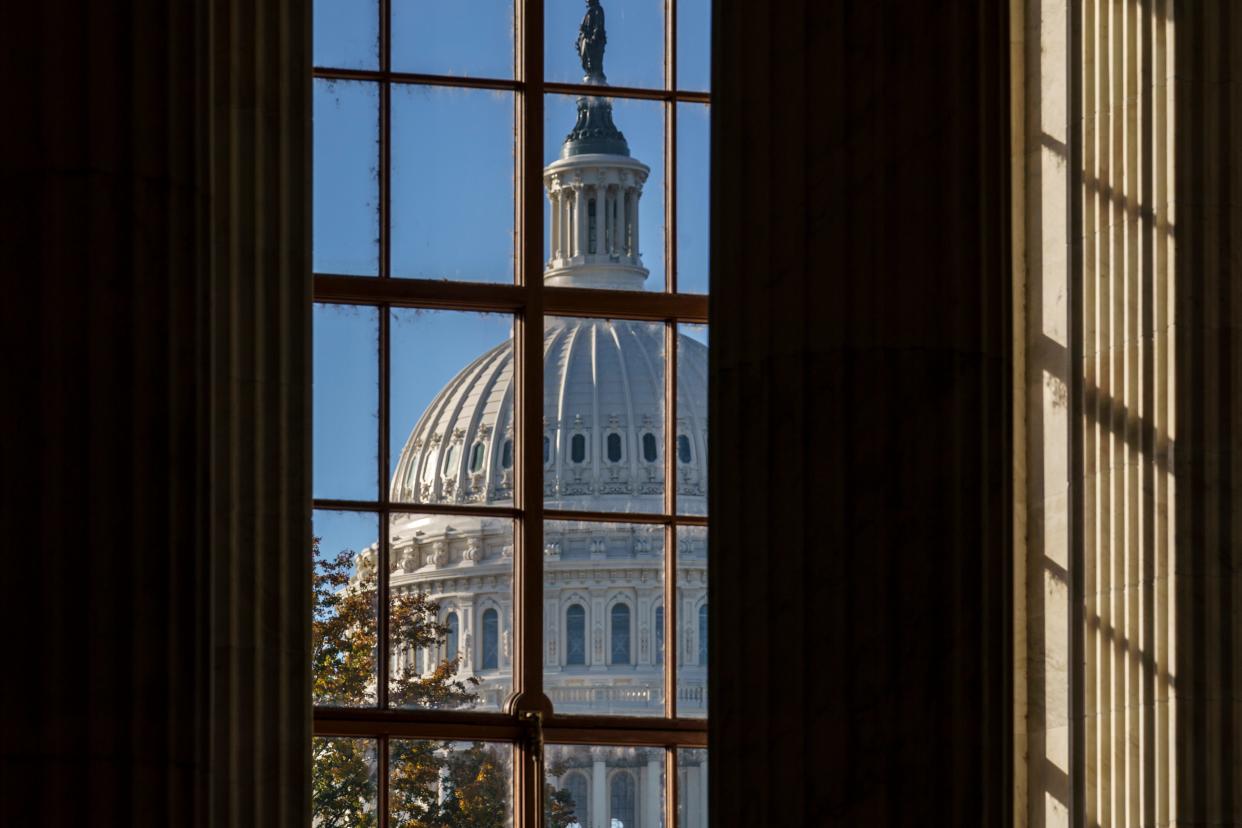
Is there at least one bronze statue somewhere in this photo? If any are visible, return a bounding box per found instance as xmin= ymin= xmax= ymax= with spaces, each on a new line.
xmin=576 ymin=0 xmax=607 ymax=81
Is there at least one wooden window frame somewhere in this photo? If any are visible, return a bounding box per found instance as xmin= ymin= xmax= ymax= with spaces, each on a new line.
xmin=311 ymin=1 xmax=709 ymax=825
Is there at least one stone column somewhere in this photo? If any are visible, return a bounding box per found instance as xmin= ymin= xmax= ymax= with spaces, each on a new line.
xmin=619 ymin=187 xmax=629 ymax=258
xmin=591 ymin=760 xmax=607 ymax=828
xmin=632 ymin=189 xmax=640 ymax=258
xmin=550 ymin=190 xmax=562 ymax=260
xmin=592 ymin=185 xmax=603 ymax=256
xmin=684 ymin=765 xmax=700 ymax=828
xmin=643 ymin=757 xmax=661 ymax=828
xmin=561 ymin=188 xmax=571 ymax=261
xmin=575 ymin=184 xmax=587 ymax=258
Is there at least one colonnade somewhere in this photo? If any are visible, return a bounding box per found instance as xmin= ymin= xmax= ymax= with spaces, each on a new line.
xmin=548 ymin=181 xmax=641 ymax=264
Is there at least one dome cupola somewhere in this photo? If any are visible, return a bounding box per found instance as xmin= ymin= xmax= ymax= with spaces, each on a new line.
xmin=544 ymin=0 xmax=650 ymax=291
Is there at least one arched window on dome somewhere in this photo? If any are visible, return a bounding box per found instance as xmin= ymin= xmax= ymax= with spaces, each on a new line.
xmin=565 ymin=604 xmax=586 ymax=666
xmin=677 ymin=434 xmax=693 ymax=464
xmin=698 ymin=604 xmax=708 ymax=666
xmin=442 ymin=443 xmax=457 ymax=475
xmin=571 ymin=432 xmax=587 ymax=464
xmin=543 ymin=434 xmax=552 ymax=466
xmin=654 ymin=606 xmax=664 ymax=664
xmin=563 ymin=771 xmax=589 ymax=827
xmin=610 ymin=603 xmax=631 ymax=665
xmin=501 ymin=438 xmax=513 ymax=469
xmin=469 ymin=441 xmax=486 ymax=473
xmin=481 ymin=608 xmax=499 ymax=670
xmin=609 ymin=771 xmax=636 ymax=828
xmin=606 ymin=432 xmax=623 ymax=463
xmin=642 ymin=432 xmax=658 ymax=463
xmin=445 ymin=611 xmax=459 ymax=663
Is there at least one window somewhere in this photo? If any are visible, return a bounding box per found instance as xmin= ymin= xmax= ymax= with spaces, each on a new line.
xmin=698 ymin=604 xmax=708 ymax=666
xmin=564 ymin=771 xmax=590 ymax=826
xmin=609 ymin=771 xmax=636 ymax=828
xmin=565 ymin=604 xmax=586 ymax=666
xmin=446 ymin=611 xmax=459 ymax=662
xmin=481 ymin=608 xmax=499 ymax=670
xmin=677 ymin=433 xmax=693 ymax=463
xmin=642 ymin=432 xmax=658 ymax=462
xmin=312 ymin=0 xmax=709 ymax=823
xmin=654 ymin=606 xmax=664 ymax=664
xmin=610 ymin=603 xmax=631 ymax=665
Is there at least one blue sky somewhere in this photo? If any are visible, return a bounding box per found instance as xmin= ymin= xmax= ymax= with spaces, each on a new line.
xmin=311 ymin=0 xmax=709 ymax=560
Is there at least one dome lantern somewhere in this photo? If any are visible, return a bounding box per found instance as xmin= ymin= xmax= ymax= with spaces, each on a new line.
xmin=544 ymin=0 xmax=650 ymax=291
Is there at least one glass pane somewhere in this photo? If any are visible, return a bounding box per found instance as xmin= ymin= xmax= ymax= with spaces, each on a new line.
xmin=545 ymin=0 xmax=664 ymax=89
xmin=392 ymin=85 xmax=515 ymax=283
xmin=313 ymin=737 xmax=378 ymax=825
xmin=676 ymin=0 xmax=710 ymax=91
xmin=390 ymin=740 xmax=513 ymax=826
xmin=675 ymin=104 xmax=710 ymax=295
xmin=544 ymin=521 xmax=664 ymax=716
xmin=676 ymin=525 xmax=707 ymax=718
xmin=546 ymin=745 xmax=665 ymax=828
xmin=314 ymin=0 xmax=378 ymax=70
xmin=313 ymin=510 xmax=380 ymax=707
xmin=676 ymin=324 xmax=708 ymax=515
xmin=314 ymin=79 xmax=379 ymax=275
xmin=545 ymin=94 xmax=666 ymax=292
xmin=389 ymin=309 xmax=514 ymax=503
xmin=676 ymin=748 xmax=708 ymax=828
xmin=392 ymin=0 xmax=515 ymax=78
xmin=389 ymin=513 xmax=514 ymax=711
xmin=314 ymin=303 xmax=378 ymax=501
xmin=544 ymin=317 xmax=665 ymax=512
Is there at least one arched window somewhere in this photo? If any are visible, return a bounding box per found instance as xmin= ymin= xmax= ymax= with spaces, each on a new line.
xmin=565 ymin=604 xmax=586 ymax=666
xmin=606 ymin=432 xmax=623 ymax=462
xmin=564 ymin=772 xmax=589 ymax=827
xmin=571 ymin=432 xmax=587 ymax=463
xmin=442 ymin=443 xmax=457 ymax=474
xmin=609 ymin=771 xmax=636 ymax=828
xmin=610 ymin=603 xmax=631 ymax=665
xmin=469 ymin=440 xmax=485 ymax=473
xmin=677 ymin=433 xmax=693 ymax=463
xmin=543 ymin=434 xmax=552 ymax=465
xmin=445 ymin=612 xmax=459 ymax=662
xmin=501 ymin=438 xmax=513 ymax=469
xmin=481 ymin=608 xmax=498 ymax=670
xmin=654 ymin=606 xmax=664 ymax=664
xmin=642 ymin=432 xmax=658 ymax=462
xmin=698 ymin=604 xmax=708 ymax=666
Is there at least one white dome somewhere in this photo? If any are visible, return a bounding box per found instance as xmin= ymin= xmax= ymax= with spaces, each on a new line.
xmin=390 ymin=316 xmax=708 ymax=513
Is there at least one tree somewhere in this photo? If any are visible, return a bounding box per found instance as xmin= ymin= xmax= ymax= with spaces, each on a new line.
xmin=312 ymin=536 xmax=591 ymax=827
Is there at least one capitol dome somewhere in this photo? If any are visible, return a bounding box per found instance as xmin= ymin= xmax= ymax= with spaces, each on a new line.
xmin=366 ymin=2 xmax=708 ymax=727
xmin=389 ymin=317 xmax=708 ymax=513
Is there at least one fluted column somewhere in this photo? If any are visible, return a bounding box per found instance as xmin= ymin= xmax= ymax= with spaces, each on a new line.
xmin=619 ymin=187 xmax=629 ymax=257
xmin=591 ymin=760 xmax=607 ymax=828
xmin=0 ymin=0 xmax=311 ymax=825
xmin=575 ymin=184 xmax=587 ymax=258
xmin=551 ymin=190 xmax=562 ymax=260
xmin=643 ymin=756 xmax=661 ymax=828
xmin=592 ymin=186 xmax=603 ymax=256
